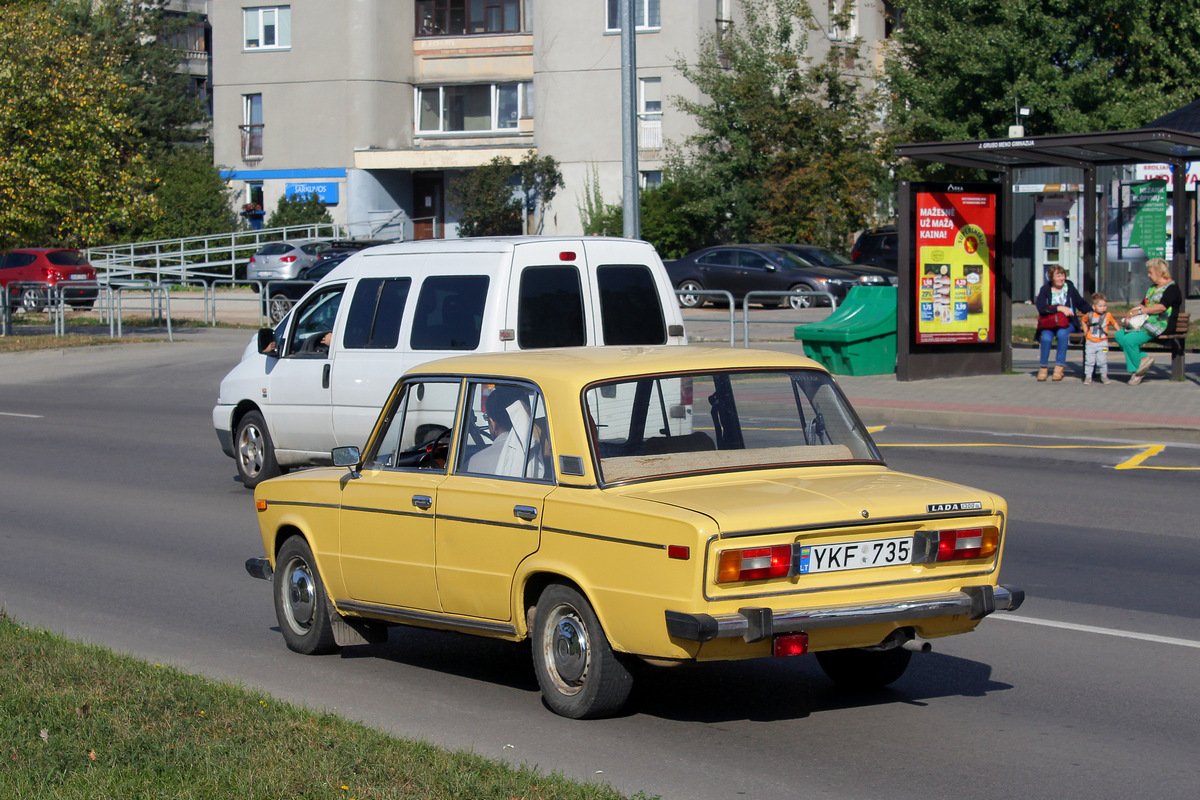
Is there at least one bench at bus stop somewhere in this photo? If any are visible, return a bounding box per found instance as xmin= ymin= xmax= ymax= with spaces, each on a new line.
xmin=1069 ymin=312 xmax=1190 ymax=380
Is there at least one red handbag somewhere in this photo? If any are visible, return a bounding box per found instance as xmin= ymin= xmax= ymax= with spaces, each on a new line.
xmin=1036 ymin=311 xmax=1070 ymax=332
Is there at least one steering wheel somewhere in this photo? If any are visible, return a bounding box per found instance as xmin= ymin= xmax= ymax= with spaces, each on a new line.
xmin=300 ymin=330 xmax=331 ymax=354
xmin=395 ymin=426 xmax=452 ymax=469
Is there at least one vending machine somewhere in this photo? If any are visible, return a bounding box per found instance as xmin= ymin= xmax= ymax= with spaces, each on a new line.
xmin=1033 ymin=192 xmax=1082 ymax=293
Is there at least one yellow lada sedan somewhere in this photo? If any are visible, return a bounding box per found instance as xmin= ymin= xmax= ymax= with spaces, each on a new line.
xmin=246 ymin=346 xmax=1022 ymax=719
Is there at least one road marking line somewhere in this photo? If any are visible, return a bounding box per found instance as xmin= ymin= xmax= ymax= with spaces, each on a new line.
xmin=994 ymin=614 xmax=1200 ymax=649
xmin=0 ymin=411 xmax=42 ymax=418
xmin=876 ymin=440 xmax=1199 ymax=471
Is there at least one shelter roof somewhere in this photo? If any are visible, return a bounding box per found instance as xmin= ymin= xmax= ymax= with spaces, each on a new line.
xmin=893 ymin=128 xmax=1200 ymax=172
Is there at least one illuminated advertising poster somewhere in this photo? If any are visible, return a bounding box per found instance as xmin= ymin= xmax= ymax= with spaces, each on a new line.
xmin=915 ymin=186 xmax=997 ymax=344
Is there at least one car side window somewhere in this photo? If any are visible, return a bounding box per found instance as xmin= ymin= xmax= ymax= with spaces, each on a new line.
xmin=517 ymin=266 xmax=586 ymax=348
xmin=343 ymin=277 xmax=411 ymax=349
xmin=738 ymin=252 xmax=771 ymax=271
xmin=284 ymin=285 xmax=344 ymax=357
xmin=699 ymin=250 xmax=737 ymax=268
xmin=3 ymin=253 xmax=35 ymax=269
xmin=364 ymin=380 xmax=461 ymax=472
xmin=456 ymin=382 xmax=551 ymax=481
xmin=410 ymin=275 xmax=489 ymax=351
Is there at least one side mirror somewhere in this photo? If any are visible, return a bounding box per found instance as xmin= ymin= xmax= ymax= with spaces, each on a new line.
xmin=332 ymin=446 xmax=362 ymax=468
xmin=257 ymin=327 xmax=277 ymax=356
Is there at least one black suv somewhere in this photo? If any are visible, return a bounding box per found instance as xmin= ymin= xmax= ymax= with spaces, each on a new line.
xmin=850 ymin=226 xmax=897 ymax=271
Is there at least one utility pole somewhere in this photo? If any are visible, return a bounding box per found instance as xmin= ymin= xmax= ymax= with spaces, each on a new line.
xmin=620 ymin=0 xmax=640 ymax=238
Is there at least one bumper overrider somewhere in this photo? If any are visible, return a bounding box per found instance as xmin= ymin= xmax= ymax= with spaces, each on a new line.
xmin=666 ymin=584 xmax=1024 ymax=644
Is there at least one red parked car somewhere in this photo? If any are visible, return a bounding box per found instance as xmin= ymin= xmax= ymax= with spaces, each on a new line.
xmin=1 ymin=248 xmax=99 ymax=312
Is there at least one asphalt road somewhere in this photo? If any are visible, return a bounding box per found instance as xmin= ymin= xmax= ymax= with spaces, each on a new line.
xmin=1 ymin=332 xmax=1198 ymax=800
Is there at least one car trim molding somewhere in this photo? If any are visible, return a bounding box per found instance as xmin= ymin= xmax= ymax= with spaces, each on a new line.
xmin=718 ymin=507 xmax=997 ymax=539
xmin=336 ymin=600 xmax=516 ymax=636
xmin=542 ymin=526 xmax=667 ymax=550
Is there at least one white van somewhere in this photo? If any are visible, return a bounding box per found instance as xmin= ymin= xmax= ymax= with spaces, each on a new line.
xmin=212 ymin=236 xmax=687 ymax=486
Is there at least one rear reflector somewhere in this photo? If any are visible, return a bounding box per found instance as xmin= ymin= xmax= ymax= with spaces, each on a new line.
xmin=773 ymin=632 xmax=808 ymax=657
xmin=937 ymin=527 xmax=999 ymax=561
xmin=668 ymin=545 xmax=690 ymax=560
xmin=717 ymin=545 xmax=792 ymax=582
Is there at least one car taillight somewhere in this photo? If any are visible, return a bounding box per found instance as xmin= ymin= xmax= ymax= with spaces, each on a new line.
xmin=717 ymin=545 xmax=792 ymax=582
xmin=249 ymin=256 xmax=256 ymax=263
xmin=936 ymin=527 xmax=999 ymax=561
xmin=280 ymin=256 xmax=297 ymax=263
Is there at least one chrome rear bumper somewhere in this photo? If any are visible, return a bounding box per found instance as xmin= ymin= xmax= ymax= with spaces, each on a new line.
xmin=665 ymin=583 xmax=1024 ymax=643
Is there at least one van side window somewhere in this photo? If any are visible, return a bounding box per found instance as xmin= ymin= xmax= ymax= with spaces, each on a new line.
xmin=344 ymin=277 xmax=411 ymax=349
xmin=597 ymin=265 xmax=667 ymax=345
xmin=411 ymin=275 xmax=489 ymax=350
xmin=517 ymin=266 xmax=586 ymax=348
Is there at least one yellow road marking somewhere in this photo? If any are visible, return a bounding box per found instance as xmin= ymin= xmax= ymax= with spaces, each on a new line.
xmin=872 ymin=434 xmax=1197 ymax=471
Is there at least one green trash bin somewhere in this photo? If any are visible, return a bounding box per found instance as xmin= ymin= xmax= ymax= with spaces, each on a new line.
xmin=794 ymin=286 xmax=896 ymax=375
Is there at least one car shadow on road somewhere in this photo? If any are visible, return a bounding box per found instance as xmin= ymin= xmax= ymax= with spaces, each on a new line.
xmin=627 ymin=649 xmax=1013 ymax=723
xmin=323 ymin=624 xmax=1010 ymax=722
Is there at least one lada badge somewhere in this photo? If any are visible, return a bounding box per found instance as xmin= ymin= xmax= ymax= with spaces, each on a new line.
xmin=927 ymin=501 xmax=983 ymax=513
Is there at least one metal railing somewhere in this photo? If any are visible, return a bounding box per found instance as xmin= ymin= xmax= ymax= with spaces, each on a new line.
xmin=674 ymin=289 xmax=837 ymax=347
xmin=84 ymin=223 xmax=346 ymax=287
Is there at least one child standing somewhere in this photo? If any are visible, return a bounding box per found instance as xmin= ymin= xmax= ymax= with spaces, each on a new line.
xmin=1082 ymin=292 xmax=1118 ymax=385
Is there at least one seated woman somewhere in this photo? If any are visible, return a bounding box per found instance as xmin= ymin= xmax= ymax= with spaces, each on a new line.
xmin=1034 ymin=266 xmax=1090 ymax=381
xmin=1114 ymin=258 xmax=1183 ymax=385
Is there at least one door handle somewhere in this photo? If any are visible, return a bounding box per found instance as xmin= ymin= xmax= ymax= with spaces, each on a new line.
xmin=412 ymin=495 xmax=432 ymax=510
xmin=513 ymin=505 xmax=538 ymax=521
xmin=322 ymin=364 xmax=331 ymax=389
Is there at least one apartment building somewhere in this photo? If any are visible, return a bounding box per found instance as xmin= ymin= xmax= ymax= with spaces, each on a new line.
xmin=212 ymin=2 xmax=889 ymax=238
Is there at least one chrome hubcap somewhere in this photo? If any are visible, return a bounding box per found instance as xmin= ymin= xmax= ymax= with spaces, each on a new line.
xmin=544 ymin=605 xmax=589 ymax=693
xmin=283 ymin=559 xmax=315 ymax=633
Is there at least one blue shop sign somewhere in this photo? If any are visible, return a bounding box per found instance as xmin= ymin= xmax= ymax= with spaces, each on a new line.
xmin=286 ymin=182 xmax=339 ymax=204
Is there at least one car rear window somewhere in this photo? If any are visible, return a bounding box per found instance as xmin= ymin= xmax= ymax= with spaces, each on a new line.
xmin=518 ymin=266 xmax=586 ymax=348
xmin=257 ymin=243 xmax=294 ymax=256
xmin=344 ymin=277 xmax=411 ymax=349
xmin=410 ymin=275 xmax=489 ymax=351
xmin=597 ymin=264 xmax=666 ymax=345
xmin=45 ymin=251 xmax=88 ymax=267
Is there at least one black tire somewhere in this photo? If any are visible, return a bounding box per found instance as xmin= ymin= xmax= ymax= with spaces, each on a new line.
xmin=267 ymin=293 xmax=293 ymax=324
xmin=676 ymin=280 xmax=706 ymax=309
xmin=815 ymin=646 xmax=912 ymax=690
xmin=273 ymin=537 xmax=340 ymax=655
xmin=787 ymin=284 xmax=816 ymax=310
xmin=532 ymin=584 xmax=632 ymax=719
xmin=20 ymin=287 xmax=46 ymax=313
xmin=235 ymin=410 xmax=282 ymax=488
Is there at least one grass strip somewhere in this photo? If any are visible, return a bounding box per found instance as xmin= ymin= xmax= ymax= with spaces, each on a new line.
xmin=0 ymin=611 xmax=647 ymax=800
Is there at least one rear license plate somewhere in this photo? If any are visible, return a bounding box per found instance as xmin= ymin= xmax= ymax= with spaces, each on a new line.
xmin=68 ymin=274 xmax=87 ymax=280
xmin=798 ymin=536 xmax=913 ymax=574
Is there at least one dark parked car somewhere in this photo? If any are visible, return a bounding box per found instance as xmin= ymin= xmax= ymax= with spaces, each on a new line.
xmin=664 ymin=244 xmax=866 ymax=309
xmin=261 ymin=240 xmax=393 ymax=323
xmin=775 ymin=244 xmax=898 ymax=286
xmin=850 ymin=225 xmax=897 ymax=271
xmin=1 ymin=248 xmax=99 ymax=312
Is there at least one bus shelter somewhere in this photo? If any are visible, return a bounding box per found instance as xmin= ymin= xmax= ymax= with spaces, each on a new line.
xmin=893 ymin=128 xmax=1200 ymax=380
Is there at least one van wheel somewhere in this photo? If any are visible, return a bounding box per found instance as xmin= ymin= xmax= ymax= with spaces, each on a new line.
xmin=274 ymin=537 xmax=340 ymax=655
xmin=235 ymin=411 xmax=282 ymax=488
xmin=815 ymin=646 xmax=912 ymax=690
xmin=676 ymin=280 xmax=705 ymax=309
xmin=267 ymin=294 xmax=293 ymax=324
xmin=532 ymin=584 xmax=632 ymax=719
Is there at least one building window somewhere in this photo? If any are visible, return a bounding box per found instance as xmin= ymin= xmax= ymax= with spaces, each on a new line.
xmin=640 ymin=171 xmax=663 ymax=189
xmin=416 ymin=0 xmax=522 ymax=37
xmin=828 ymin=1 xmax=857 ymax=41
xmin=241 ymin=94 xmax=263 ymax=159
xmin=606 ymin=0 xmax=660 ymax=32
xmin=416 ymin=82 xmax=532 ymax=134
xmin=638 ymin=77 xmax=662 ymax=149
xmin=244 ymin=6 xmax=291 ymax=50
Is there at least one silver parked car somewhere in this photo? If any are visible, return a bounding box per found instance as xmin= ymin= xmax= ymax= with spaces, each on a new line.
xmin=246 ymin=239 xmax=331 ymax=286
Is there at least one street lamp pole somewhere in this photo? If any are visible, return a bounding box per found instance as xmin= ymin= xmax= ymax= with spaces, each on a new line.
xmin=620 ymin=0 xmax=641 ymax=238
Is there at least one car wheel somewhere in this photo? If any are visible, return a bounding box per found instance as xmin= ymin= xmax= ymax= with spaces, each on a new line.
xmin=532 ymin=584 xmax=632 ymax=719
xmin=676 ymin=280 xmax=705 ymax=309
xmin=20 ymin=287 xmax=46 ymax=313
xmin=267 ymin=293 xmax=293 ymax=324
xmin=235 ymin=411 xmax=282 ymax=488
xmin=787 ymin=284 xmax=816 ymax=310
xmin=273 ymin=537 xmax=340 ymax=655
xmin=815 ymin=646 xmax=912 ymax=690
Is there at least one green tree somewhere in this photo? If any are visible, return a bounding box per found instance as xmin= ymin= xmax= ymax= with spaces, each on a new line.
xmin=885 ymin=0 xmax=1200 ymax=167
xmin=138 ymin=147 xmax=238 ymax=240
xmin=669 ymin=0 xmax=883 ymax=250
xmin=266 ymin=193 xmax=333 ymax=228
xmin=447 ymin=151 xmax=564 ymax=237
xmin=0 ymin=4 xmax=157 ymax=249
xmin=56 ymin=0 xmax=208 ymax=152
